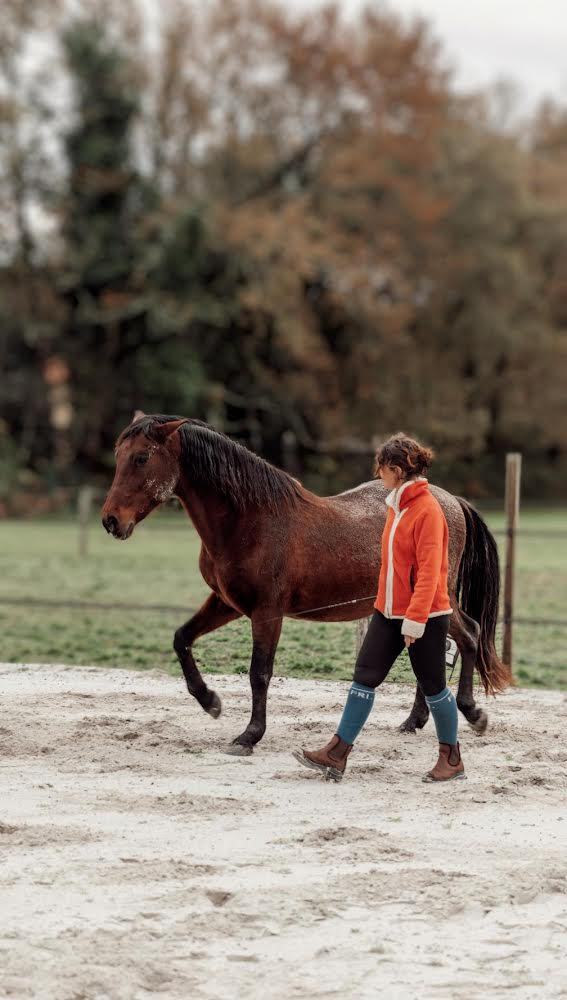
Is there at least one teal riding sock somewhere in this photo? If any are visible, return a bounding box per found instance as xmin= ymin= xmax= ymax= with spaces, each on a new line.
xmin=425 ymin=687 xmax=458 ymax=745
xmin=336 ymin=682 xmax=375 ymax=744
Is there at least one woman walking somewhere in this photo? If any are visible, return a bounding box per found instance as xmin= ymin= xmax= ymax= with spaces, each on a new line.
xmin=294 ymin=432 xmax=464 ymax=783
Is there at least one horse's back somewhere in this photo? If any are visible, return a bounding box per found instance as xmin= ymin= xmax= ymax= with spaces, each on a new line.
xmin=327 ymin=478 xmax=464 ymax=523
xmin=325 ymin=479 xmax=388 ymax=514
xmin=323 ymin=478 xmax=465 ymax=564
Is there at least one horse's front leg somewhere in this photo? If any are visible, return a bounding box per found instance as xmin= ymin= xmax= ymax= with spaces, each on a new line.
xmin=226 ymin=610 xmax=283 ymax=756
xmin=173 ymin=593 xmax=241 ymax=718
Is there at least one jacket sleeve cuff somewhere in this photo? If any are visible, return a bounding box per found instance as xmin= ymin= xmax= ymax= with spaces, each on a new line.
xmin=402 ymin=617 xmax=426 ymax=639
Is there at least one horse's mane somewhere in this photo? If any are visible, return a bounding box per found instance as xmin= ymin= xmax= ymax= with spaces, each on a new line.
xmin=118 ymin=414 xmax=304 ymax=512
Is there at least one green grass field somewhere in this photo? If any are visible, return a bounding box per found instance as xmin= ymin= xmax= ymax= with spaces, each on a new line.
xmin=0 ymin=506 xmax=565 ymax=688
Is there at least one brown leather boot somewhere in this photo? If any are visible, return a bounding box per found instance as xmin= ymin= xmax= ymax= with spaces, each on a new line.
xmin=292 ymin=734 xmax=353 ymax=781
xmin=423 ymin=742 xmax=466 ymax=782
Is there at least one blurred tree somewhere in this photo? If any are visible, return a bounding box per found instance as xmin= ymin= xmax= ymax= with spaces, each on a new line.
xmin=1 ymin=0 xmax=567 ymax=502
xmin=0 ymin=0 xmax=63 ymax=485
xmin=59 ymin=17 xmax=213 ymax=473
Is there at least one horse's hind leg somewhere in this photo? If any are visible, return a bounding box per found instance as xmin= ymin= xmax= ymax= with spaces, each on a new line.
xmin=453 ymin=608 xmax=488 ymax=734
xmin=173 ymin=593 xmax=241 ymax=718
xmin=226 ymin=610 xmax=283 ymax=756
xmin=399 ymin=684 xmax=429 ymax=733
xmin=399 ymin=606 xmax=487 ymax=735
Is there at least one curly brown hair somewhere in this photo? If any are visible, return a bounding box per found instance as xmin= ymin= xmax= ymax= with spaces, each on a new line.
xmin=373 ymin=432 xmax=435 ymax=480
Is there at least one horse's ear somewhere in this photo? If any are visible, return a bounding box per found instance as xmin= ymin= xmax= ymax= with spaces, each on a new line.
xmin=133 ymin=409 xmax=145 ymax=422
xmin=152 ymin=419 xmax=187 ymax=443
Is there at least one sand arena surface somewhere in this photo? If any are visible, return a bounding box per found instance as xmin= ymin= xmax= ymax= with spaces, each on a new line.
xmin=0 ymin=663 xmax=566 ymax=1000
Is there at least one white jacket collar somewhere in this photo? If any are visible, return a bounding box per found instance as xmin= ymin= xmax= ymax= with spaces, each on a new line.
xmin=385 ymin=476 xmax=428 ymax=513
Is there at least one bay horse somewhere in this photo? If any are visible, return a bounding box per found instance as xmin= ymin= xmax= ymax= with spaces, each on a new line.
xmin=101 ymin=414 xmax=512 ymax=754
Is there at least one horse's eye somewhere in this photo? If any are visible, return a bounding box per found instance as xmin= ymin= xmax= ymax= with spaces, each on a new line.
xmin=134 ymin=453 xmax=149 ymax=467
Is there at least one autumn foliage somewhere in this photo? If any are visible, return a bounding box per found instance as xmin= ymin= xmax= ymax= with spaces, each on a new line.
xmin=1 ymin=0 xmax=566 ymax=502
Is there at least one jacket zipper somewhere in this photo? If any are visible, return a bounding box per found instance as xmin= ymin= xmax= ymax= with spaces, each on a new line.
xmin=385 ymin=507 xmax=407 ymax=616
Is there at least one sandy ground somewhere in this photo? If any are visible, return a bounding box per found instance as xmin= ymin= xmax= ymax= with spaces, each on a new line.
xmin=0 ymin=664 xmax=566 ymax=1000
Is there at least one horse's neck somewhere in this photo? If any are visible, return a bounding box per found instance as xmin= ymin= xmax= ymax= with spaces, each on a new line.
xmin=175 ymin=475 xmax=236 ymax=555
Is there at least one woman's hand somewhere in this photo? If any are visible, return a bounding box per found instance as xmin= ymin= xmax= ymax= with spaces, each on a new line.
xmin=404 ymin=635 xmax=416 ymax=647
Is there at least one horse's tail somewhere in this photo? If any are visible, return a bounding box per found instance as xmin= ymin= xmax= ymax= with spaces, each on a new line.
xmin=456 ymin=497 xmax=513 ymax=694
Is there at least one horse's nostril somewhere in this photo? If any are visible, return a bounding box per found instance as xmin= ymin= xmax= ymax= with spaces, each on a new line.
xmin=103 ymin=514 xmax=117 ymax=534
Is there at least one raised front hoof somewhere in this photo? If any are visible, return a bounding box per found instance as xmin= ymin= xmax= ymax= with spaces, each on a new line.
xmin=399 ymin=716 xmax=428 ymax=734
xmin=224 ymin=742 xmax=253 ymax=757
xmin=468 ymin=709 xmax=488 ymax=735
xmin=205 ymin=692 xmax=222 ymax=719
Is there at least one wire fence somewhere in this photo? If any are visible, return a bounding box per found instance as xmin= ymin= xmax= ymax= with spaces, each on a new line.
xmin=3 ymin=474 xmax=566 ymax=638
xmin=0 ymin=594 xmax=565 ymax=629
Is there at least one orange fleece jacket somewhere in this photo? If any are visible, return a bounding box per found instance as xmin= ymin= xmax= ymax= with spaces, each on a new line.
xmin=374 ymin=477 xmax=452 ymax=638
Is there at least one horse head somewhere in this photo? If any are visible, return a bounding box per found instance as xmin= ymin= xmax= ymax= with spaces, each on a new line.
xmin=101 ymin=413 xmax=186 ymax=540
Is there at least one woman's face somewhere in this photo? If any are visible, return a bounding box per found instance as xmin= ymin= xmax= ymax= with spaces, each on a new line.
xmin=378 ymin=464 xmax=405 ymax=490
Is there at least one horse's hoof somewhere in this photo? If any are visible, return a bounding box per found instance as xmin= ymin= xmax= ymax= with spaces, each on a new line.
xmin=206 ymin=692 xmax=222 ymax=719
xmin=399 ymin=717 xmax=427 ymax=734
xmin=399 ymin=721 xmax=417 ymax=734
xmin=469 ymin=710 xmax=488 ymax=735
xmin=225 ymin=743 xmax=253 ymax=757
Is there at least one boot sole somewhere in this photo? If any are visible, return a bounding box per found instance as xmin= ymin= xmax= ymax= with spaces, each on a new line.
xmin=422 ymin=771 xmax=466 ymax=783
xmin=292 ymin=750 xmax=344 ymax=782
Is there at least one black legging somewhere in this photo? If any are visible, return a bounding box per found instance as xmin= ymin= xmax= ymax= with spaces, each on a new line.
xmin=353 ymin=609 xmax=450 ymax=697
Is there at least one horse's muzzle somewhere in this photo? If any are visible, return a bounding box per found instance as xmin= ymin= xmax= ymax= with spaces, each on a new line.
xmin=102 ymin=513 xmax=134 ymax=540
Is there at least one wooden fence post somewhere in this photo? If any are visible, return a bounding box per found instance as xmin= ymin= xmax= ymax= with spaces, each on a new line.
xmin=502 ymin=453 xmax=521 ymax=670
xmin=78 ymin=485 xmax=94 ymax=558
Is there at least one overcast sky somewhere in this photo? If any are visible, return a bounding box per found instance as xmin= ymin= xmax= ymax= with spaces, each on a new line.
xmin=291 ymin=0 xmax=567 ymax=109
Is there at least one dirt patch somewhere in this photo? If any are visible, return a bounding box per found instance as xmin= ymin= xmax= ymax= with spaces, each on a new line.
xmin=1 ymin=664 xmax=566 ymax=1000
